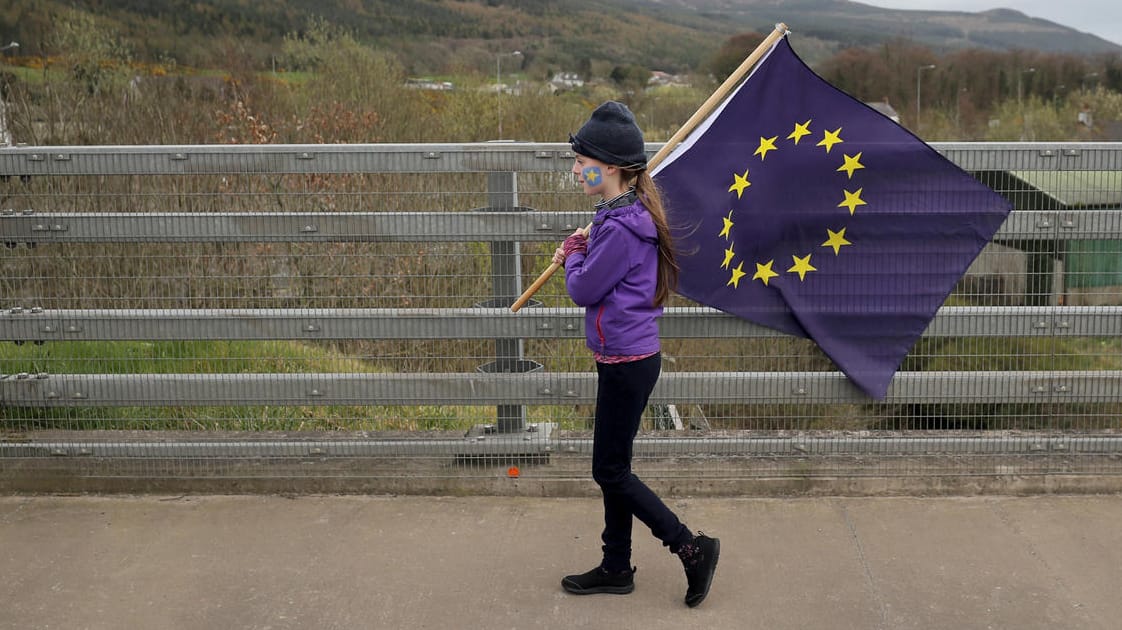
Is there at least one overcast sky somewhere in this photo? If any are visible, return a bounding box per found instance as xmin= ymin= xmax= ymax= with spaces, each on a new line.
xmin=857 ymin=0 xmax=1122 ymax=47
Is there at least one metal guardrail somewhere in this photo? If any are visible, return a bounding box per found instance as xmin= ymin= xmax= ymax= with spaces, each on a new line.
xmin=2 ymin=306 xmax=1120 ymax=342
xmin=6 ymin=435 xmax=1119 ymax=459
xmin=3 ymin=142 xmax=1122 ymax=175
xmin=0 ymin=209 xmax=1120 ymax=243
xmin=2 ymin=370 xmax=1119 ymax=407
xmin=2 ymin=142 xmax=1121 ymax=492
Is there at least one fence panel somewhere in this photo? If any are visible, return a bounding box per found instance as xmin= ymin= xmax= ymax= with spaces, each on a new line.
xmin=2 ymin=142 xmax=1121 ymax=494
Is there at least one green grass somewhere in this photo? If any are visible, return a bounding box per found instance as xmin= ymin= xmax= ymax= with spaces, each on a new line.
xmin=264 ymin=70 xmax=314 ymax=86
xmin=0 ymin=340 xmax=489 ymax=432
xmin=3 ymin=335 xmax=1120 ymax=433
xmin=0 ymin=64 xmax=55 ymax=85
xmin=889 ymin=336 xmax=1122 ymax=431
xmin=907 ymin=337 xmax=1122 ymax=372
xmin=2 ymin=339 xmax=368 ymax=374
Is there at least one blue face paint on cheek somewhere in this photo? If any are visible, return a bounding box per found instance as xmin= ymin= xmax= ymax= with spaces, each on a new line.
xmin=582 ymin=166 xmax=602 ymax=186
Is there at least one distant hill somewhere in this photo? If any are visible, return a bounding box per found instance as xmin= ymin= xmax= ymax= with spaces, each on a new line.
xmin=652 ymin=0 xmax=1122 ymax=56
xmin=4 ymin=0 xmax=1119 ymax=75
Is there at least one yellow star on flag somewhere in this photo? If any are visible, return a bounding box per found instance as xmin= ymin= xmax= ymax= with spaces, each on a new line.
xmin=728 ymin=169 xmax=751 ymax=199
xmin=727 ymin=261 xmax=747 ymax=288
xmin=721 ymin=244 xmax=736 ymax=269
xmin=822 ymin=228 xmax=852 ymax=255
xmin=817 ymin=127 xmax=843 ymax=153
xmin=839 ymin=188 xmax=866 ymax=215
xmin=753 ymin=260 xmax=779 ymax=286
xmin=787 ymin=119 xmax=812 ymax=144
xmin=754 ymin=136 xmax=779 ymax=161
xmin=837 ymin=152 xmax=864 ymax=179
xmin=719 ymin=210 xmax=734 ymax=239
xmin=787 ymin=254 xmax=817 ymax=281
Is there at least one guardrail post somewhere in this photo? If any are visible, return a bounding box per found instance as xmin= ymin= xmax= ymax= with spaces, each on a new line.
xmin=475 ymin=171 xmax=542 ymax=434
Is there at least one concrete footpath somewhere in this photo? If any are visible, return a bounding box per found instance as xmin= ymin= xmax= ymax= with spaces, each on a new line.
xmin=2 ymin=494 xmax=1121 ymax=630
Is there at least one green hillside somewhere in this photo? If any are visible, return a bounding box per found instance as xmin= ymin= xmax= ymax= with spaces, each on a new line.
xmin=3 ymin=0 xmax=1119 ymax=77
xmin=1 ymin=0 xmax=733 ymax=74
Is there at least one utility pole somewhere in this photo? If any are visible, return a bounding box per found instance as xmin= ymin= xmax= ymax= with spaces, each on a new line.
xmin=915 ymin=64 xmax=935 ymax=135
xmin=0 ymin=41 xmax=20 ymax=146
xmin=496 ymin=50 xmax=522 ymax=139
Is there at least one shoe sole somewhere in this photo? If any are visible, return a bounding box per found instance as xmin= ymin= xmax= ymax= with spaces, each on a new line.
xmin=685 ymin=537 xmax=720 ymax=608
xmin=561 ymin=581 xmax=635 ymax=595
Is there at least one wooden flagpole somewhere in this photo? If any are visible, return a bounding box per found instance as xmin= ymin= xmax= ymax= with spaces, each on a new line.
xmin=510 ymin=22 xmax=789 ymax=313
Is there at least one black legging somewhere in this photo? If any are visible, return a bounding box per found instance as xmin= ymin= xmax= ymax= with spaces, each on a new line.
xmin=592 ymin=353 xmax=692 ymax=572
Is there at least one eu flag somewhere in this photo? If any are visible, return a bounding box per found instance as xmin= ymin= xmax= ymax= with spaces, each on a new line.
xmin=652 ymin=36 xmax=1012 ymax=399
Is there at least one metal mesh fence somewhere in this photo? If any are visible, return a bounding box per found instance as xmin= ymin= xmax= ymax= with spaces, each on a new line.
xmin=1 ymin=142 xmax=1120 ymax=492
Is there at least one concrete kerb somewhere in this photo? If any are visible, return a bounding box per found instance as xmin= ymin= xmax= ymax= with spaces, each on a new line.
xmin=4 ymin=453 xmax=1122 ymax=496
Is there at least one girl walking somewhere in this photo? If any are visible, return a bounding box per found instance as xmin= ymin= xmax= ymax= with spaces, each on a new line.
xmin=553 ymin=101 xmax=720 ymax=608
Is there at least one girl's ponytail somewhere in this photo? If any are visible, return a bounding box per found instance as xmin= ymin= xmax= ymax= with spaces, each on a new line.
xmin=628 ymin=169 xmax=679 ymax=307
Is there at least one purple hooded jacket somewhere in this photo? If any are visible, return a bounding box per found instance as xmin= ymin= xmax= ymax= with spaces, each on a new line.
xmin=563 ymin=195 xmax=662 ymax=357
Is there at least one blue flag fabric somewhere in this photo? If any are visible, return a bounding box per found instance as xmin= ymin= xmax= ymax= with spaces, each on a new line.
xmin=651 ymin=36 xmax=1012 ymax=399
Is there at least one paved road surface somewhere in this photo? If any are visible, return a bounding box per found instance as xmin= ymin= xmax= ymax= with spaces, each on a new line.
xmin=2 ymin=494 xmax=1120 ymax=629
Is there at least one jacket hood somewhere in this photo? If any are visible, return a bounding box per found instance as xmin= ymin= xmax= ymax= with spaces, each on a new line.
xmin=593 ymin=200 xmax=658 ymax=244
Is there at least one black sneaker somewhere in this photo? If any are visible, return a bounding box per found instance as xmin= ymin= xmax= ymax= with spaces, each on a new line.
xmin=679 ymin=533 xmax=720 ymax=607
xmin=561 ymin=566 xmax=636 ymax=595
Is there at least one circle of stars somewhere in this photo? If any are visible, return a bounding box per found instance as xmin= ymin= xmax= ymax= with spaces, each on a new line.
xmin=719 ymin=119 xmax=864 ymax=289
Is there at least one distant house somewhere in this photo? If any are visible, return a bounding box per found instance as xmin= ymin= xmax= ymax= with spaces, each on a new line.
xmin=405 ymin=78 xmax=454 ymax=91
xmin=648 ymin=71 xmax=688 ymax=88
xmin=866 ymin=99 xmax=900 ymax=123
xmin=1076 ymin=102 xmax=1094 ymax=129
xmin=549 ymin=72 xmax=583 ymax=92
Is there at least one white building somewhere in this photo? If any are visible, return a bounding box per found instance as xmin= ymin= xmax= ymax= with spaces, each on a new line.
xmin=549 ymin=72 xmax=584 ymax=91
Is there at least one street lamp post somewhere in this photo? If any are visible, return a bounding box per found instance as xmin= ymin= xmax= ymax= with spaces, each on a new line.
xmin=1017 ymin=68 xmax=1036 ymax=141
xmin=0 ymin=41 xmax=19 ymax=147
xmin=955 ymin=86 xmax=968 ymax=136
xmin=496 ymin=50 xmax=522 ymax=139
xmin=1017 ymin=67 xmax=1035 ymax=105
xmin=915 ymin=64 xmax=935 ymax=135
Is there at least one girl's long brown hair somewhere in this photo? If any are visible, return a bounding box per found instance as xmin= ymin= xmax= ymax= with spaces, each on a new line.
xmin=625 ymin=168 xmax=679 ymax=307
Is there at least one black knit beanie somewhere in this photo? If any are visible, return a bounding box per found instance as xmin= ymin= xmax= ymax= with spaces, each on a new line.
xmin=569 ymin=101 xmax=648 ymax=169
